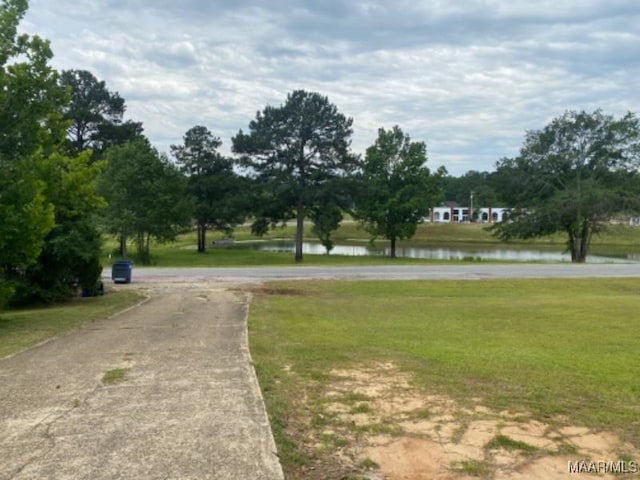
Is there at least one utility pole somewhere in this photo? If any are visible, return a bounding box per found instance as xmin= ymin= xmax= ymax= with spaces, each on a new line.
xmin=470 ymin=191 xmax=474 ymax=222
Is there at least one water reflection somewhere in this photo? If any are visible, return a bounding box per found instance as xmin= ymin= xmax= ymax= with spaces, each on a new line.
xmin=233 ymin=241 xmax=634 ymax=263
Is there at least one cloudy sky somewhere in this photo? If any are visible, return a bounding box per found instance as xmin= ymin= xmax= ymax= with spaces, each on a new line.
xmin=21 ymin=0 xmax=639 ymax=175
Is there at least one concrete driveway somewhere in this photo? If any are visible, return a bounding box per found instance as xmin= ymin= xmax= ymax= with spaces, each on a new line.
xmin=0 ymin=283 xmax=283 ymax=480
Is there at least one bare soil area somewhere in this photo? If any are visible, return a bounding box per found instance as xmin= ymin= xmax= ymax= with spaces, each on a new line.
xmin=291 ymin=362 xmax=639 ymax=479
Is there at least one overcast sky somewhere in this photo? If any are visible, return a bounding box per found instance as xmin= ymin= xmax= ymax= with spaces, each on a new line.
xmin=21 ymin=0 xmax=640 ymax=175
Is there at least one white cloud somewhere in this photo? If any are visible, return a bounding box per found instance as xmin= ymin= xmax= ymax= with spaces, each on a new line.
xmin=20 ymin=0 xmax=640 ymax=175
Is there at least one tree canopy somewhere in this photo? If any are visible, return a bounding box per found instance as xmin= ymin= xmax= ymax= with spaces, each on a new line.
xmin=356 ymin=125 xmax=443 ymax=257
xmin=60 ymin=69 xmax=136 ymax=157
xmin=232 ymin=90 xmax=357 ymax=262
xmin=171 ymin=125 xmax=246 ymax=252
xmin=441 ymin=170 xmax=501 ymax=213
xmin=6 ymin=0 xmax=640 ymax=285
xmin=9 ymin=152 xmax=106 ymax=303
xmin=100 ymin=139 xmax=193 ymax=264
xmin=1 ymin=0 xmax=105 ymax=305
xmin=492 ymin=110 xmax=640 ymax=262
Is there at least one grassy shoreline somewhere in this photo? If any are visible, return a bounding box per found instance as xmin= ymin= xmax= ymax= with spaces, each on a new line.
xmin=102 ymin=222 xmax=640 ymax=267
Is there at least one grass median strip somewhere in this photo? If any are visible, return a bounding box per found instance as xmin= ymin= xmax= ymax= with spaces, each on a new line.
xmin=248 ymin=278 xmax=640 ymax=478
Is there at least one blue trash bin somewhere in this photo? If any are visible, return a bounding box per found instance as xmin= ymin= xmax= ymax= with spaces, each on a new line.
xmin=111 ymin=260 xmax=133 ymax=284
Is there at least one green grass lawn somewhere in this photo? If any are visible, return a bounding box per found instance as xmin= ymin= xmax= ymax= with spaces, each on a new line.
xmin=0 ymin=290 xmax=144 ymax=358
xmin=102 ymin=222 xmax=640 ymax=267
xmin=248 ymin=278 xmax=640 ymax=473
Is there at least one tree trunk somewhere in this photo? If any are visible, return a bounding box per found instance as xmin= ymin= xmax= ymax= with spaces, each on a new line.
xmin=119 ymin=231 xmax=127 ymax=258
xmin=570 ymin=243 xmax=583 ymax=262
xmin=144 ymin=232 xmax=152 ymax=265
xmin=577 ymin=220 xmax=590 ymax=263
xmin=295 ymin=197 xmax=304 ymax=263
xmin=571 ymin=245 xmax=587 ymax=263
xmin=136 ymin=232 xmax=143 ymax=258
xmin=197 ymin=222 xmax=206 ymax=253
xmin=569 ymin=220 xmax=590 ymax=263
xmin=135 ymin=231 xmax=148 ymax=264
xmin=390 ymin=236 xmax=397 ymax=258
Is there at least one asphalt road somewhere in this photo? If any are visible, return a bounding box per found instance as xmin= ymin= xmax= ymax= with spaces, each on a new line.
xmin=115 ymin=263 xmax=640 ymax=284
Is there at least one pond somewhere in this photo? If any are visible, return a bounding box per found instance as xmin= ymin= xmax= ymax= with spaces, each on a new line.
xmin=229 ymin=241 xmax=636 ymax=263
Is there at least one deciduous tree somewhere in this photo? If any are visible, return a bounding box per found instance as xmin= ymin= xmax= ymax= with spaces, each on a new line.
xmin=356 ymin=126 xmax=443 ymax=258
xmin=441 ymin=170 xmax=501 ymax=216
xmin=308 ymin=183 xmax=344 ymax=255
xmin=491 ymin=110 xmax=640 ymax=262
xmin=1 ymin=0 xmax=103 ymax=305
xmin=100 ymin=139 xmax=193 ymax=264
xmin=171 ymin=126 xmax=246 ymax=252
xmin=10 ymin=151 xmax=106 ymax=303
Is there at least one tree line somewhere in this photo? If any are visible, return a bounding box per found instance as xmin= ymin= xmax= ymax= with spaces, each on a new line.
xmin=2 ymin=0 xmax=640 ymax=307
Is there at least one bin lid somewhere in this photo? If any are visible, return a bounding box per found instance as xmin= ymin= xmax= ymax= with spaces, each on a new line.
xmin=112 ymin=260 xmax=134 ymax=266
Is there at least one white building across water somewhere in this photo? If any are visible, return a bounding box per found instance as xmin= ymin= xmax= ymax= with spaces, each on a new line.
xmin=428 ymin=206 xmax=510 ymax=223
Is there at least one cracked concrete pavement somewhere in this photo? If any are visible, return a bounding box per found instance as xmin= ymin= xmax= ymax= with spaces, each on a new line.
xmin=0 ymin=283 xmax=283 ymax=480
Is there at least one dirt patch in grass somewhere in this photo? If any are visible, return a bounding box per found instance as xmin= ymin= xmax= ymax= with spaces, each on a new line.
xmin=290 ymin=362 xmax=640 ymax=479
xmin=244 ymin=285 xmax=313 ymax=297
